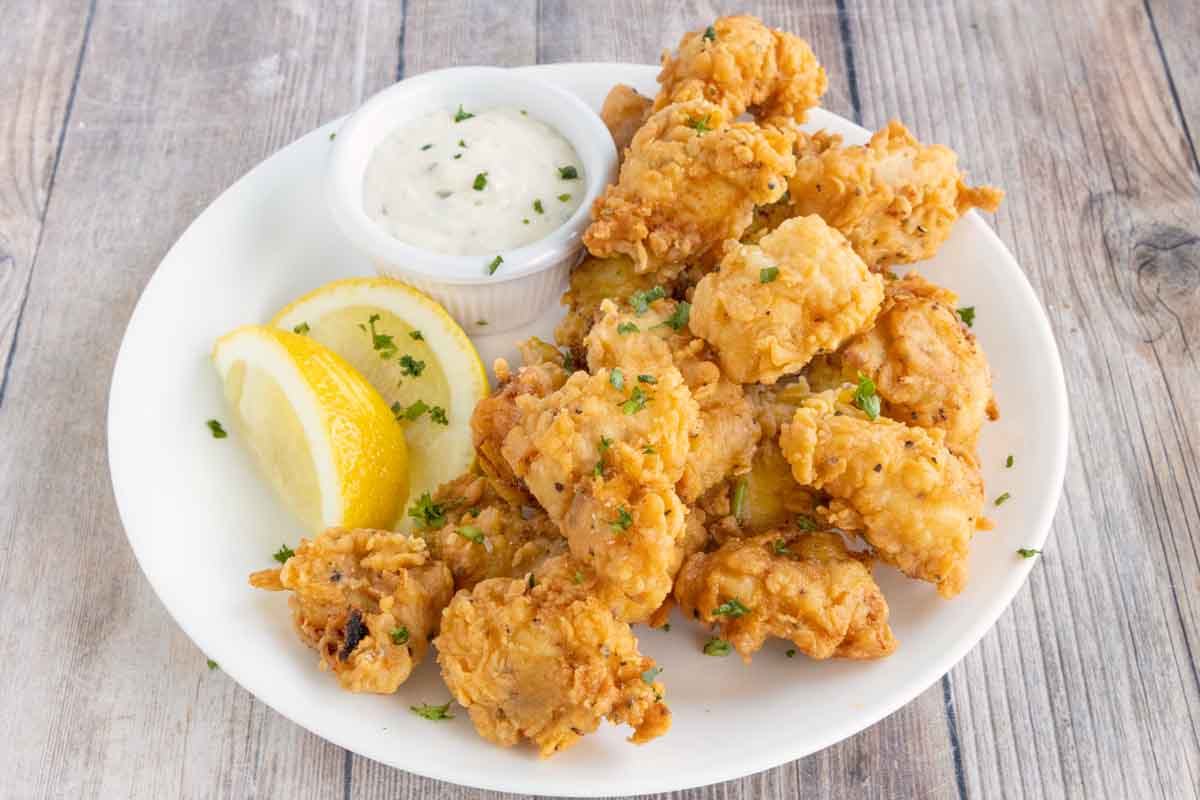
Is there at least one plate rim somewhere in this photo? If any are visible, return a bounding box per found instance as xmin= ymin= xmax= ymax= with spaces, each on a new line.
xmin=107 ymin=61 xmax=1070 ymax=797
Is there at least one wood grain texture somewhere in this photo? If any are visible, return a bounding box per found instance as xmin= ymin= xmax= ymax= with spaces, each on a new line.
xmin=0 ymin=1 xmax=1198 ymax=798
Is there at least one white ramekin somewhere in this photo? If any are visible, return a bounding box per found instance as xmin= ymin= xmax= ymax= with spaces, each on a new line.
xmin=325 ymin=66 xmax=617 ymax=334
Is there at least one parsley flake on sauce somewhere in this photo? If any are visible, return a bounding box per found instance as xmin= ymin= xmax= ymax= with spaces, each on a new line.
xmin=420 ymin=143 xmax=433 ymax=151
xmin=533 ymin=198 xmax=544 ymax=214
xmin=453 ymin=105 xmax=474 ymax=123
xmin=557 ymin=193 xmax=571 ymax=202
xmin=390 ymin=626 xmax=410 ymax=645
xmin=473 ymin=172 xmax=488 ymax=191
xmin=411 ymin=702 xmax=454 ymax=721
xmin=853 ymin=374 xmax=881 ymax=420
xmin=487 ymin=254 xmax=504 ymax=275
xmin=273 ymin=544 xmax=295 ymax=564
xmin=703 ymin=638 xmax=732 ymax=657
xmin=206 ymin=419 xmax=228 ymax=439
xmin=957 ymin=306 xmax=976 ymax=327
xmin=713 ymin=598 xmax=749 ymax=618
xmin=558 ymin=165 xmax=578 ymax=180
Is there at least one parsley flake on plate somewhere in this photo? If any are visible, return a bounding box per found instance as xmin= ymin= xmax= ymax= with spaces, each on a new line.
xmin=411 ymin=701 xmax=454 ymax=720
xmin=703 ymin=24 xmax=717 ymax=41
xmin=206 ymin=658 xmax=219 ymax=670
xmin=703 ymin=638 xmax=732 ymax=657
xmin=1005 ymin=454 xmax=1014 ymax=468
xmin=995 ymin=492 xmax=1012 ymax=506
xmin=1017 ymin=548 xmax=1041 ymax=558
xmin=273 ymin=544 xmax=295 ymax=564
xmin=453 ymin=105 xmax=474 ymax=123
xmin=957 ymin=306 xmax=976 ymax=327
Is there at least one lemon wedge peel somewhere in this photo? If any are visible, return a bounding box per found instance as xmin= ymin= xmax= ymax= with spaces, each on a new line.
xmin=212 ymin=326 xmax=409 ymax=533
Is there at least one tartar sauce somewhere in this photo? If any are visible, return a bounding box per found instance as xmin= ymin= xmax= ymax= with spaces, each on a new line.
xmin=362 ymin=106 xmax=585 ymax=261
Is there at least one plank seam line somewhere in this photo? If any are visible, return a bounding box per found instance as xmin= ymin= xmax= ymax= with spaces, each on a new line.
xmin=833 ymin=0 xmax=862 ymax=124
xmin=342 ymin=746 xmax=353 ymax=800
xmin=395 ymin=0 xmax=408 ymax=82
xmin=1142 ymin=0 xmax=1200 ymax=178
xmin=942 ymin=674 xmax=969 ymax=800
xmin=0 ymin=0 xmax=97 ymax=410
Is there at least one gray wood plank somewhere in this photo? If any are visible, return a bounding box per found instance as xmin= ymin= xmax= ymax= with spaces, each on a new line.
xmin=1145 ymin=0 xmax=1200 ymax=175
xmin=845 ymin=1 xmax=1200 ymax=798
xmin=0 ymin=0 xmax=93 ymax=401
xmin=0 ymin=1 xmax=402 ymax=798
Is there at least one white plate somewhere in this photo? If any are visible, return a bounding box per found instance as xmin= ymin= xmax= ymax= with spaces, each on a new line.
xmin=108 ymin=63 xmax=1069 ymax=797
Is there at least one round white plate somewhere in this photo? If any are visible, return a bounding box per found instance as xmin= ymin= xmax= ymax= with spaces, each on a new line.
xmin=108 ymin=63 xmax=1069 ymax=797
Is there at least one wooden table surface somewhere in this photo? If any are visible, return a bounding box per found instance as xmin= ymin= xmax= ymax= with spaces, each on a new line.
xmin=3 ymin=1 xmax=1198 ymax=797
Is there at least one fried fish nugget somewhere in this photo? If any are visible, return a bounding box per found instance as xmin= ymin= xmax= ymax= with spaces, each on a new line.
xmin=249 ymin=528 xmax=452 ymax=693
xmin=787 ymin=121 xmax=1003 ymax=269
xmin=436 ymin=570 xmax=670 ymax=757
xmin=690 ymin=215 xmax=884 ymax=384
xmin=832 ymin=272 xmax=997 ymax=455
xmin=655 ymin=15 xmax=827 ymax=123
xmin=419 ymin=473 xmax=566 ymax=591
xmin=584 ymin=298 xmax=760 ymax=501
xmin=779 ymin=394 xmax=984 ymax=597
xmin=555 ymin=253 xmax=664 ymax=352
xmin=674 ymin=529 xmax=896 ymax=662
xmin=584 ymin=99 xmax=795 ymax=280
xmin=601 ymin=83 xmax=654 ymax=159
xmin=500 ymin=368 xmax=699 ymax=621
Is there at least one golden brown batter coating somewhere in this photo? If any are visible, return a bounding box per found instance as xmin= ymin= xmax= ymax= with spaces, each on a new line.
xmin=584 ymin=297 xmax=760 ymax=502
xmin=690 ymin=215 xmax=885 ymax=384
xmin=674 ymin=529 xmax=896 ymax=662
xmin=554 ymin=253 xmax=665 ymax=352
xmin=779 ymin=393 xmax=984 ymax=597
xmin=786 ymin=121 xmax=1003 ymax=269
xmin=436 ymin=570 xmax=670 ymax=757
xmin=601 ymin=83 xmax=654 ymax=160
xmin=249 ymin=528 xmax=452 ymax=693
xmin=655 ymin=15 xmax=827 ymax=123
xmin=419 ymin=472 xmax=566 ymax=591
xmin=828 ymin=272 xmax=997 ymax=455
xmin=583 ymin=99 xmax=795 ymax=280
xmin=500 ymin=368 xmax=698 ymax=622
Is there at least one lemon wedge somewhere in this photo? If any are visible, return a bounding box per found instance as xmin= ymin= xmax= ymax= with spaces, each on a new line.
xmin=270 ymin=278 xmax=487 ymax=527
xmin=212 ymin=326 xmax=408 ymax=533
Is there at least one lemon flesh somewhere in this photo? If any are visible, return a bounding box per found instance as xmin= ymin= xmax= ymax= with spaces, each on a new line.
xmin=213 ymin=326 xmax=408 ymax=533
xmin=271 ymin=279 xmax=487 ymax=528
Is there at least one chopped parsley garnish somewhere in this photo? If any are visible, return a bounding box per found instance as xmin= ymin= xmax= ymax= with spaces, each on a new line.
xmin=713 ymin=598 xmax=749 ymax=618
xmin=292 ymin=322 xmax=310 ymax=335
xmin=558 ymin=165 xmax=578 ymax=180
xmin=731 ymin=477 xmax=748 ymax=519
xmin=995 ymin=492 xmax=1012 ymax=506
xmin=399 ymin=354 xmax=426 ymax=377
xmin=621 ymin=386 xmax=649 ymax=415
xmin=430 ymin=406 xmax=448 ymax=426
xmin=527 ymin=573 xmax=536 ymax=590
xmin=643 ymin=445 xmax=656 ymax=454
xmin=593 ymin=460 xmax=604 ymax=478
xmin=364 ymin=313 xmax=397 ymax=358
xmin=562 ymin=351 xmax=576 ymax=371
xmin=453 ymin=105 xmax=474 ymax=123
xmin=957 ymin=306 xmax=976 ymax=327
xmin=206 ymin=419 xmax=227 ymax=439
xmin=609 ymin=367 xmax=625 ymax=391
xmin=329 ymin=131 xmax=337 ymax=140
xmin=557 ymin=193 xmax=571 ymax=202
xmin=533 ymin=198 xmax=544 ymax=214
xmin=599 ymin=435 xmax=613 ymax=451
xmin=206 ymin=658 xmax=219 ymax=670
xmin=772 ymin=539 xmax=791 ymax=556
xmin=630 ymin=285 xmax=666 ymax=314
xmin=1017 ymin=548 xmax=1041 ymax=558
xmin=1005 ymin=454 xmax=1014 ymax=468
xmin=785 ymin=649 xmax=796 ymax=658
xmin=641 ymin=666 xmax=662 ymax=684
xmin=487 ymin=254 xmax=504 ymax=275
xmin=655 ymin=301 xmax=691 ymax=331
xmin=686 ymin=114 xmax=713 ymax=134
xmin=473 ymin=172 xmax=488 ymax=191
xmin=703 ymin=24 xmax=717 ymax=41
xmin=411 ymin=702 xmax=454 ymax=720
xmin=273 ymin=544 xmax=295 ymax=564
xmin=760 ymin=266 xmax=780 ymax=283
xmin=703 ymin=638 xmax=731 ymax=657
xmin=420 ymin=143 xmax=433 ymax=151
xmin=637 ymin=374 xmax=657 ymax=384
xmin=594 ymin=437 xmax=611 ymax=478
xmin=853 ymin=374 xmax=881 ymax=420
xmin=453 ymin=153 xmax=462 ymax=160
xmin=458 ymin=139 xmax=467 ymax=148
xmin=610 ymin=506 xmax=633 ymax=532
xmin=408 ymin=492 xmax=448 ymax=529
xmin=795 ymin=514 xmax=818 ymax=531
xmin=662 ymin=623 xmax=671 ymax=632
xmin=572 ymin=570 xmax=584 ymax=585
xmin=409 ymin=330 xmax=424 ymax=341
xmin=390 ymin=626 xmax=410 ymax=645
xmin=617 ymin=321 xmax=640 ymax=335
xmin=456 ymin=525 xmax=485 ymax=544
xmin=392 ymin=398 xmax=429 ymax=422
xmin=476 ymin=320 xmax=488 ymax=326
